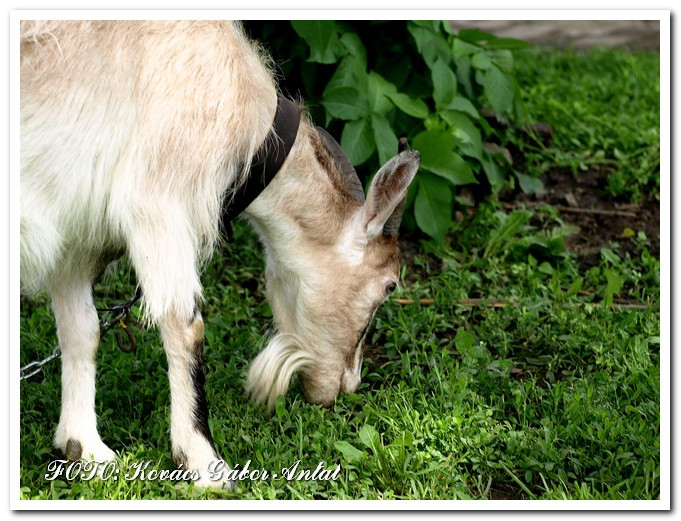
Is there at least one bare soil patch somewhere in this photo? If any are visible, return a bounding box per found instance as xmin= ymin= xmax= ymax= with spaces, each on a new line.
xmin=502 ymin=167 xmax=660 ymax=269
xmin=398 ymin=165 xmax=659 ymax=277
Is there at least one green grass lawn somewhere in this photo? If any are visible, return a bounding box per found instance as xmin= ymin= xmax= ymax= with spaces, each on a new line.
xmin=18 ymin=46 xmax=661 ymax=501
xmin=510 ymin=47 xmax=660 ymax=202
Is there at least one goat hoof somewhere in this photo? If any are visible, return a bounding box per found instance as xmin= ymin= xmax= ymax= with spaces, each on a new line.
xmin=65 ymin=439 xmax=82 ymax=461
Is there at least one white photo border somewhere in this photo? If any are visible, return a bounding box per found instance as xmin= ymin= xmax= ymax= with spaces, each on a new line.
xmin=7 ymin=8 xmax=671 ymax=511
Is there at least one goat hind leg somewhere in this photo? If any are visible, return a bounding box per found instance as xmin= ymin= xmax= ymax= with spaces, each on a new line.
xmin=51 ymin=275 xmax=115 ymax=462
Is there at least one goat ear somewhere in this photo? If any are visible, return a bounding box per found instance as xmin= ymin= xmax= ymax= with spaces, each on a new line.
xmin=363 ymin=149 xmax=420 ymax=240
xmin=316 ymin=126 xmax=366 ymax=203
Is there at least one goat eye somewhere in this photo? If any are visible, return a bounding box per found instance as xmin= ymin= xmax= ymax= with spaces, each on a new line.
xmin=385 ymin=282 xmax=397 ymax=294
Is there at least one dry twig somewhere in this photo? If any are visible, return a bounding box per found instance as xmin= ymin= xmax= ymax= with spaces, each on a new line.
xmin=502 ymin=202 xmax=637 ymax=218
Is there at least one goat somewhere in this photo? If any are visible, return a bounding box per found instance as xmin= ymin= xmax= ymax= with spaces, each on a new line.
xmin=20 ymin=20 xmax=419 ymax=488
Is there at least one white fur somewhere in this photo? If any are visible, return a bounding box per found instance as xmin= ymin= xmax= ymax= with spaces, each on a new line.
xmin=21 ymin=20 xmax=275 ymax=489
xmin=336 ymin=209 xmax=368 ymax=267
xmin=51 ymin=271 xmax=115 ymax=462
xmin=246 ymin=333 xmax=314 ymax=411
xmin=21 ymin=21 xmax=276 ymax=324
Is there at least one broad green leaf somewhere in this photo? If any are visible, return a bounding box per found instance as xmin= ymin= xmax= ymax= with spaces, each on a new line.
xmin=446 ymin=96 xmax=481 ymax=120
xmin=515 ymin=171 xmax=545 ymax=194
xmin=386 ymin=92 xmax=429 ymax=119
xmin=412 ymin=20 xmax=441 ymax=31
xmin=484 ymin=65 xmax=514 ymax=115
xmin=358 ymin=424 xmax=381 ymax=453
xmin=490 ymin=49 xmax=514 ymax=72
xmin=600 ymin=247 xmax=621 ymax=265
xmin=341 ymin=118 xmax=375 ymax=165
xmin=368 ymin=72 xmax=398 ymax=96
xmin=414 ymin=173 xmax=452 ymax=244
xmin=412 ymin=130 xmax=477 ymax=185
xmin=481 ymin=153 xmax=505 ymax=193
xmin=452 ymin=38 xmax=481 ymax=58
xmin=367 ymin=72 xmax=395 ymax=115
xmin=334 ymin=440 xmax=366 ymax=463
xmin=471 ymin=52 xmax=493 ymax=70
xmin=371 ymin=113 xmax=399 ymax=165
xmin=567 ymin=276 xmax=584 ymax=296
xmin=339 ymin=32 xmax=367 ymax=68
xmin=322 ymin=87 xmax=369 ymax=120
xmin=513 ymin=231 xmax=564 ymax=260
xmin=431 ymin=58 xmax=457 ymax=108
xmin=387 ymin=431 xmax=415 ymax=449
xmin=475 ymin=69 xmax=485 ymax=87
xmin=291 ymin=20 xmax=344 ymax=64
xmin=441 ymin=20 xmax=456 ymax=35
xmin=405 ymin=177 xmax=418 ymax=209
xmin=455 ymin=328 xmax=475 ymax=355
xmin=457 ymin=28 xmax=500 ymax=44
xmin=485 ymin=37 xmax=531 ymax=50
xmin=413 ymin=129 xmax=455 ymax=163
xmin=454 ymin=57 xmax=474 ymax=99
xmin=408 ymin=24 xmax=451 ymax=68
xmin=441 ymin=111 xmax=482 ymax=160
xmin=603 ymin=267 xmax=625 ymax=308
xmin=325 ymin=55 xmax=367 ymax=94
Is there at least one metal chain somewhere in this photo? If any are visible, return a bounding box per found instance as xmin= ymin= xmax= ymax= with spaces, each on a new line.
xmin=19 ymin=288 xmax=142 ymax=382
xmin=19 ymin=344 xmax=61 ymax=381
xmin=97 ymin=287 xmax=142 ymax=333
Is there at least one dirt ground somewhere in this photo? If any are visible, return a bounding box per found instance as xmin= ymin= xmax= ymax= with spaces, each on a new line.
xmin=502 ymin=167 xmax=660 ymax=268
xmin=448 ymin=20 xmax=660 ymax=51
xmin=398 ymin=168 xmax=660 ymax=280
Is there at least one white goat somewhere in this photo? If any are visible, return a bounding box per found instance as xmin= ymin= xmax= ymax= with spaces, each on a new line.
xmin=20 ymin=20 xmax=419 ymax=488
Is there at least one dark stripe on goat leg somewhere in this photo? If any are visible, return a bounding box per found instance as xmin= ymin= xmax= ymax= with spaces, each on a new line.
xmin=189 ymin=339 xmax=216 ymax=451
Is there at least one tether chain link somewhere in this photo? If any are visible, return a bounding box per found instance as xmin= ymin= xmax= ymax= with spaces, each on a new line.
xmin=19 ymin=288 xmax=142 ymax=381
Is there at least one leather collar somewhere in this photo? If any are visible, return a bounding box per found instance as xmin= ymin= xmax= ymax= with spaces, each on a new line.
xmin=221 ymin=94 xmax=301 ymax=230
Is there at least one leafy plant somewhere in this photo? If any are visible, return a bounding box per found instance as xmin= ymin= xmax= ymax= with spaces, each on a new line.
xmin=246 ymin=21 xmax=530 ymax=243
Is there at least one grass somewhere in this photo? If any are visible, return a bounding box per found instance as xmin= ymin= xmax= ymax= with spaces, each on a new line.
xmin=510 ymin=47 xmax=660 ymax=202
xmin=18 ymin=46 xmax=660 ymax=501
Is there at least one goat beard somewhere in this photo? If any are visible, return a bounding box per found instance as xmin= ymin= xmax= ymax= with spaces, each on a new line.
xmin=246 ymin=332 xmax=313 ymax=411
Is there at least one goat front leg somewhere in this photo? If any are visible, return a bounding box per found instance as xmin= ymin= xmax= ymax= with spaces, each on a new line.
xmin=126 ymin=205 xmax=231 ymax=488
xmin=51 ymin=273 xmax=115 ymax=462
xmin=159 ymin=309 xmax=232 ymax=489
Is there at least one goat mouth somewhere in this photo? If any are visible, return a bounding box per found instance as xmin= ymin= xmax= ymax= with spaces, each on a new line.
xmin=343 ymin=312 xmax=374 ymax=378
xmin=300 ymin=383 xmax=336 ymax=408
xmin=298 ymin=363 xmax=344 ymax=407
